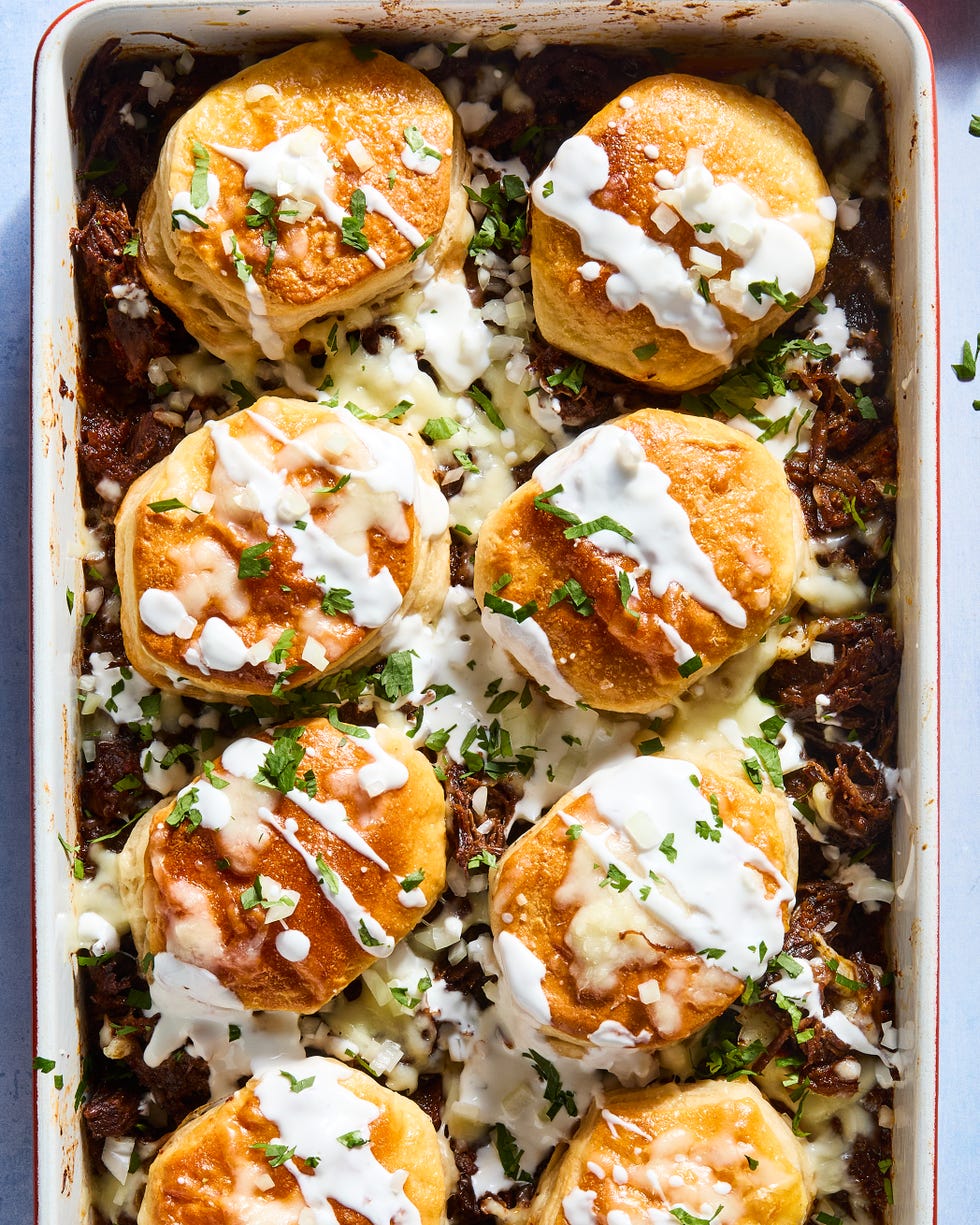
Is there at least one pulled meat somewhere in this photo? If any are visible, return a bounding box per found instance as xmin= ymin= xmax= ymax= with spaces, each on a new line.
xmin=446 ymin=762 xmax=519 ymax=871
xmin=71 ymin=189 xmax=174 ymax=385
xmin=82 ymin=949 xmax=210 ymax=1144
xmin=526 ymin=340 xmax=650 ymax=431
xmin=789 ymin=747 xmax=895 ymax=849
xmin=434 ymin=924 xmax=495 ymax=1011
xmin=785 ymin=368 xmax=896 ymax=589
xmin=449 ymin=1145 xmax=484 ymax=1225
xmin=755 ymin=882 xmax=892 ymax=1096
xmin=79 ymin=732 xmax=150 ymax=847
xmin=83 ymin=1084 xmax=142 ymax=1141
xmin=759 ymin=617 xmax=901 ymax=759
xmin=411 ymin=1074 xmax=445 ymax=1131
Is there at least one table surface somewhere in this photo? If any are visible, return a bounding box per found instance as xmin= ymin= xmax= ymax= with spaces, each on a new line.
xmin=2 ymin=0 xmax=976 ymax=1219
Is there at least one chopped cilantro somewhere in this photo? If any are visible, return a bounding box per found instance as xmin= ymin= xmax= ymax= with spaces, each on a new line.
xmin=238 ymin=541 xmax=273 ymax=579
xmin=523 ymin=1049 xmax=578 ymax=1120
xmin=548 ymin=578 xmax=594 ymax=617
xmin=404 ymin=124 xmax=443 ymax=161
xmin=678 ymin=653 xmax=703 ymax=679
xmin=747 ymin=277 xmax=799 ymax=308
xmin=742 ymin=736 xmax=784 ymax=789
xmin=189 ymin=141 xmax=210 ymax=209
xmin=599 ymin=864 xmax=632 ymax=892
xmin=251 ymin=1141 xmax=297 ymax=1167
xmin=465 ymin=175 xmax=528 ymax=257
xmin=165 ymin=788 xmax=203 ymax=831
xmin=341 ymin=189 xmax=370 ymax=252
xmin=421 ymin=416 xmax=460 ymax=441
xmin=545 ymin=361 xmax=586 ymax=395
xmin=491 ymin=1123 xmax=531 ymax=1182
xmin=320 ymin=587 xmax=355 ymax=617
xmin=281 ymin=1070 xmax=315 ymax=1093
xmin=377 ymin=650 xmax=417 ymax=701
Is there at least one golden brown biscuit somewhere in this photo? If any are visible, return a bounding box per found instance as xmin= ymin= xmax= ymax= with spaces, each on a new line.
xmin=531 ymin=1080 xmax=813 ymax=1225
xmin=138 ymin=38 xmax=470 ymax=363
xmin=139 ymin=1056 xmax=449 ymax=1225
xmin=115 ymin=394 xmax=449 ymax=702
xmin=490 ymin=751 xmax=797 ymax=1051
xmin=473 ymin=409 xmax=804 ymax=715
xmin=119 ymin=719 xmax=446 ymax=1012
xmin=529 ymin=74 xmax=834 ymax=392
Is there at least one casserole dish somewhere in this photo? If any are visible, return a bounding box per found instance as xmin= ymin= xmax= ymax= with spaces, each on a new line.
xmin=31 ymin=1 xmax=939 ymax=1222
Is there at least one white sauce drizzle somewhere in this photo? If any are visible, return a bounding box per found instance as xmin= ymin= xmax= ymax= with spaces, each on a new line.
xmin=212 ymin=127 xmax=384 ymax=269
xmin=559 ymin=756 xmax=792 ymax=982
xmin=562 ymin=1189 xmax=599 ymax=1225
xmin=417 ymin=277 xmax=494 ymax=393
xmin=653 ymin=615 xmax=697 ymax=665
xmin=768 ymin=957 xmax=900 ymax=1071
xmin=171 ymin=170 xmax=219 ymax=231
xmin=275 ymin=928 xmax=312 ymax=962
xmin=534 ymin=423 xmax=747 ymax=627
xmin=493 ymin=930 xmax=552 ymax=1025
xmin=139 ymin=588 xmax=197 ymax=639
xmin=531 ymin=135 xmax=731 ymax=356
xmin=253 ymin=1058 xmax=422 ymax=1225
xmin=479 ymin=605 xmax=582 ymax=706
xmin=655 ymin=148 xmax=817 ymax=321
xmin=207 ymin=417 xmax=404 ymax=629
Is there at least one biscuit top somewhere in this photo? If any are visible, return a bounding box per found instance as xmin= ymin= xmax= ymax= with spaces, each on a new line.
xmin=528 ymin=73 xmax=834 ymax=390
xmin=160 ymin=39 xmax=457 ymax=337
xmin=490 ymin=752 xmax=796 ymax=1048
xmin=138 ymin=1057 xmax=447 ymax=1225
xmin=473 ymin=409 xmax=803 ymax=714
xmin=532 ymin=1080 xmax=813 ymax=1225
xmin=118 ymin=394 xmax=447 ymax=697
xmin=137 ymin=719 xmax=446 ymax=1013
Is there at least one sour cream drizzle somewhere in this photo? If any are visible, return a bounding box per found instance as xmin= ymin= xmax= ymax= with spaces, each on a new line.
xmin=531 ymin=135 xmax=731 ymax=355
xmin=654 ymin=148 xmax=817 ymax=322
xmin=207 ymin=414 xmax=405 ymax=629
xmin=200 ymin=729 xmax=407 ymax=956
xmin=213 ymin=125 xmax=430 ymax=274
xmin=534 ymin=423 xmax=747 ymax=628
xmin=561 ymin=756 xmax=792 ymax=982
xmin=253 ymin=1057 xmax=421 ymax=1225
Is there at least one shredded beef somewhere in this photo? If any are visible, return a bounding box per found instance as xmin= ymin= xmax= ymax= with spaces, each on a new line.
xmin=79 ymin=733 xmax=150 ymax=846
xmin=411 ymin=1074 xmax=445 ymax=1131
xmin=356 ymin=323 xmax=400 ymax=355
xmin=789 ymin=748 xmax=895 ymax=849
xmin=82 ymin=949 xmax=211 ymax=1143
xmin=434 ymin=928 xmax=494 ymax=1011
xmin=448 ymin=1145 xmax=483 ymax=1225
xmin=450 ymin=534 xmax=476 ymax=587
xmin=77 ymin=377 xmax=183 ymax=498
xmin=83 ymin=1084 xmax=142 ymax=1140
xmin=786 ymin=880 xmax=852 ymax=948
xmin=843 ymin=1086 xmax=893 ymax=1225
xmin=125 ymin=1048 xmax=210 ymax=1124
xmin=822 ymin=195 xmax=893 ymax=339
xmin=784 ymin=369 xmax=897 ymax=591
xmin=526 ymin=340 xmax=650 ymax=430
xmin=762 ymin=614 xmax=900 ymax=764
xmin=446 ymin=762 xmax=519 ymax=871
xmin=71 ymin=189 xmax=174 ymax=385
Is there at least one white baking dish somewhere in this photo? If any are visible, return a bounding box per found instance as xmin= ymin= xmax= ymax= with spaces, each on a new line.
xmin=31 ymin=0 xmax=939 ymax=1221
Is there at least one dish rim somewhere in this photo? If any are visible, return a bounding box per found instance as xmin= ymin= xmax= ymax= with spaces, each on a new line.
xmin=29 ymin=1 xmax=940 ymax=1221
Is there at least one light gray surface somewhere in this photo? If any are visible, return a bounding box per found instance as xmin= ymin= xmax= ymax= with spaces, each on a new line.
xmin=2 ymin=0 xmax=975 ymax=1218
